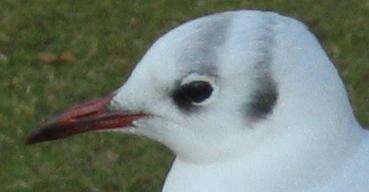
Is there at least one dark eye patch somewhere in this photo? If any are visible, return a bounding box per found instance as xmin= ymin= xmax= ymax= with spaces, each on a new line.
xmin=172 ymin=81 xmax=213 ymax=110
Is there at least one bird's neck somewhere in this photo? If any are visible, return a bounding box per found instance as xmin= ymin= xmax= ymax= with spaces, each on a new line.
xmin=162 ymin=122 xmax=367 ymax=192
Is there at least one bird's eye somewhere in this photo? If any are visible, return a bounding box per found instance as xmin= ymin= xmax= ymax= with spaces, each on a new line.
xmin=172 ymin=81 xmax=213 ymax=109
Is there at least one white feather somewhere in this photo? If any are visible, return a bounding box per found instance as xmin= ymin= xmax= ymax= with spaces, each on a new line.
xmin=112 ymin=10 xmax=369 ymax=192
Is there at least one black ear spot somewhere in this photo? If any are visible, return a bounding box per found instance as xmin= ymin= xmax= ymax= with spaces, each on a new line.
xmin=247 ymin=77 xmax=278 ymax=120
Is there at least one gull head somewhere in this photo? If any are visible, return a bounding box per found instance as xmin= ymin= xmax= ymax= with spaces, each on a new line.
xmin=27 ymin=11 xmax=362 ymax=164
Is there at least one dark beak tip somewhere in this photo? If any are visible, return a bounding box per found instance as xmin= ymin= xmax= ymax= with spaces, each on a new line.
xmin=25 ymin=137 xmax=35 ymax=145
xmin=25 ymin=130 xmax=43 ymax=145
xmin=25 ymin=126 xmax=59 ymax=145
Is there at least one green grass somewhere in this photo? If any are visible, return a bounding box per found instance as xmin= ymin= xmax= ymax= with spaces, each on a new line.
xmin=0 ymin=0 xmax=368 ymax=191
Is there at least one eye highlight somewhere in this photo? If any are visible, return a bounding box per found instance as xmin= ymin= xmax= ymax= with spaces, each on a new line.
xmin=172 ymin=80 xmax=213 ymax=109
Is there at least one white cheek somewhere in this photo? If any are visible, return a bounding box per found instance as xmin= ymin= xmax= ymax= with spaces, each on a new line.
xmin=131 ymin=117 xmax=174 ymax=143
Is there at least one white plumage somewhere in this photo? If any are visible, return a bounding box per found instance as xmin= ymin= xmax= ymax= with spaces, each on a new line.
xmin=113 ymin=10 xmax=369 ymax=192
xmin=28 ymin=10 xmax=369 ymax=192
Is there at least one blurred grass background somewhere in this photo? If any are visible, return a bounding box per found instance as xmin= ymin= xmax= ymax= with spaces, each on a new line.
xmin=0 ymin=0 xmax=368 ymax=191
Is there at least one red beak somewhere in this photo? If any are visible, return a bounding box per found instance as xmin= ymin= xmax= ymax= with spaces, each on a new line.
xmin=26 ymin=95 xmax=146 ymax=145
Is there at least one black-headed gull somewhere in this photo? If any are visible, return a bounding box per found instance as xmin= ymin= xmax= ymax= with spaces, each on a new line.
xmin=27 ymin=10 xmax=369 ymax=192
